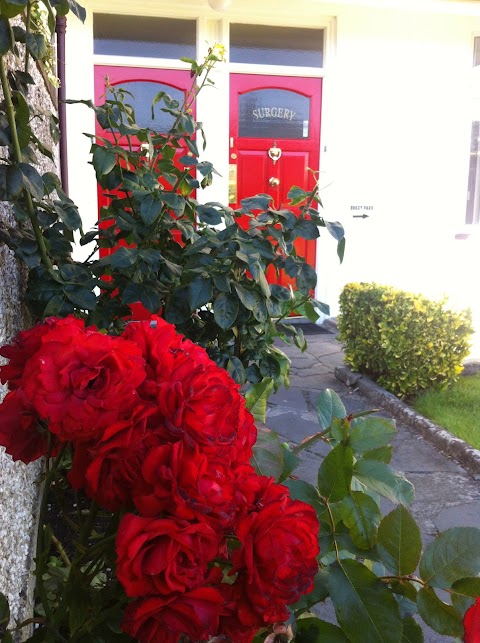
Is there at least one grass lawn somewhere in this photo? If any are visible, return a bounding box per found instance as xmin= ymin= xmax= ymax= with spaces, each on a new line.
xmin=412 ymin=374 xmax=480 ymax=449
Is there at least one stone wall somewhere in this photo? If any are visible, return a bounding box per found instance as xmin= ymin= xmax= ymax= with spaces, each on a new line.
xmin=0 ymin=56 xmax=59 ymax=640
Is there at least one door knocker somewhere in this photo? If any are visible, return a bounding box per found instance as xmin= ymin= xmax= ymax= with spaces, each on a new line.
xmin=268 ymin=142 xmax=282 ymax=165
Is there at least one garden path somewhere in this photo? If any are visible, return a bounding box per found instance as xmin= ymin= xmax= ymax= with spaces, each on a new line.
xmin=268 ymin=324 xmax=480 ymax=643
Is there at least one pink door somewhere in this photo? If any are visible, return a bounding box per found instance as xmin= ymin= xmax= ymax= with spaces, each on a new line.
xmin=229 ymin=74 xmax=322 ymax=286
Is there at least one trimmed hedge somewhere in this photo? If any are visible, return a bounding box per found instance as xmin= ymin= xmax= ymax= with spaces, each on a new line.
xmin=337 ymin=282 xmax=474 ymax=399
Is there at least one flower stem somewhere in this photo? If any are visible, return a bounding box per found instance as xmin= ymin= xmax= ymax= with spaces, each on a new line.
xmin=51 ymin=531 xmax=71 ymax=567
xmin=35 ymin=445 xmax=68 ymax=629
xmin=292 ymin=428 xmax=331 ymax=455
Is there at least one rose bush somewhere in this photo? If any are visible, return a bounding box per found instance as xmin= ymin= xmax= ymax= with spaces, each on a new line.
xmin=0 ymin=315 xmax=320 ymax=642
xmin=2 ymin=316 xmax=480 ymax=643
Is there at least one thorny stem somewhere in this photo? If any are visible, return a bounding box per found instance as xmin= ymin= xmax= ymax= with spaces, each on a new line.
xmin=24 ymin=1 xmax=32 ymax=73
xmin=291 ymin=427 xmax=332 ymax=455
xmin=35 ymin=444 xmax=68 ymax=630
xmin=51 ymin=531 xmax=71 ymax=567
xmin=380 ymin=575 xmax=426 ymax=585
xmin=0 ymin=56 xmax=55 ymax=273
xmin=77 ymin=500 xmax=99 ymax=555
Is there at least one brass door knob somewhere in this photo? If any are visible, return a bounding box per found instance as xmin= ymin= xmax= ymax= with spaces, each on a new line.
xmin=269 ymin=177 xmax=280 ymax=187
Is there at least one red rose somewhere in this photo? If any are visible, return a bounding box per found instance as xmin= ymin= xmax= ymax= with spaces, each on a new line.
xmin=231 ymin=483 xmax=320 ymax=625
xmin=123 ymin=318 xmax=256 ymax=464
xmin=156 ymin=358 xmax=245 ymax=458
xmin=217 ymin=583 xmax=264 ymax=642
xmin=116 ymin=513 xmax=220 ymax=598
xmin=68 ymin=404 xmax=162 ymax=511
xmin=464 ymin=597 xmax=480 ymax=642
xmin=133 ymin=441 xmax=237 ymax=530
xmin=233 ymin=469 xmax=286 ymax=518
xmin=121 ymin=588 xmax=223 ymax=643
xmin=122 ymin=317 xmax=182 ymax=401
xmin=0 ymin=389 xmax=57 ymax=463
xmin=23 ymin=327 xmax=146 ymax=441
xmin=0 ymin=316 xmax=85 ymax=389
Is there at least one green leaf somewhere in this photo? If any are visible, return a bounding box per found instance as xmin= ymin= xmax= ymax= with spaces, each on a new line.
xmin=1 ymin=0 xmax=27 ymax=18
xmin=18 ymin=163 xmax=44 ymax=200
xmin=353 ymin=460 xmax=415 ymax=506
xmin=419 ymin=527 xmax=480 ymax=590
xmin=159 ymin=191 xmax=185 ymax=215
xmin=241 ymin=194 xmax=271 ymax=211
xmin=54 ymin=203 xmax=82 ymax=230
xmin=164 ymin=286 xmax=190 ymax=324
xmin=296 ymin=617 xmax=349 ymax=642
xmin=377 ymin=506 xmax=422 ymax=576
xmin=337 ymin=236 xmax=346 ymax=263
xmin=233 ymin=283 xmax=257 ymax=311
xmin=122 ymin=282 xmax=161 ymax=313
xmin=279 ymin=445 xmax=300 ymax=482
xmin=296 ymin=261 xmax=317 ymax=291
xmin=0 ymin=165 xmax=22 ymax=199
xmin=227 ymin=356 xmax=246 ymax=385
xmin=316 ymin=389 xmax=347 ymax=431
xmin=325 ymin=219 xmax=345 ymax=241
xmin=328 ymin=559 xmax=402 ymax=643
xmin=187 ymin=276 xmax=213 ymax=310
xmin=197 ymin=204 xmax=222 ymax=225
xmin=349 ymin=417 xmax=397 ymax=453
xmin=65 ymin=287 xmax=96 ymax=311
xmin=287 ymin=185 xmax=308 ymax=205
xmin=318 ymin=444 xmax=353 ymax=502
xmin=213 ymin=293 xmax=239 ymax=329
xmin=179 ymin=155 xmax=198 ymax=166
xmin=417 ymin=587 xmax=463 ymax=637
xmin=284 ymin=479 xmax=324 ymax=517
xmin=43 ymin=294 xmax=66 ymax=316
xmin=139 ymin=194 xmax=162 ymax=224
xmin=110 ymin=246 xmax=138 ymax=269
xmin=66 ymin=0 xmax=87 ymax=22
xmin=0 ymin=17 xmax=12 ymax=55
xmin=67 ymin=577 xmax=91 ymax=634
xmin=301 ymin=300 xmax=321 ymax=322
xmin=401 ymin=617 xmax=424 ymax=642
xmin=363 ymin=445 xmax=393 ymax=463
xmin=451 ymin=577 xmax=480 ymax=617
xmin=251 ymin=427 xmax=284 ymax=480
xmin=270 ymin=284 xmax=292 ymax=301
xmin=259 ymin=355 xmax=281 ymax=379
xmin=340 ymin=491 xmax=381 ymax=550
xmin=93 ymin=145 xmax=117 ymax=176
xmin=250 ymin=261 xmax=271 ymax=297
xmin=25 ymin=31 xmax=47 ymax=60
xmin=244 ymin=378 xmax=274 ymax=423
xmin=295 ymin=217 xmax=320 ymax=240
xmin=213 ymin=273 xmax=231 ymax=293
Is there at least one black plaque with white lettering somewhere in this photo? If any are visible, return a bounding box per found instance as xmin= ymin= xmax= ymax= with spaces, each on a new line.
xmin=238 ymin=89 xmax=310 ymax=139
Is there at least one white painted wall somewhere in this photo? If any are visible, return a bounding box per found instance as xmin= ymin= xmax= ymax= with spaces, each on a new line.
xmin=65 ymin=0 xmax=480 ymax=338
xmin=323 ymin=6 xmax=479 ymax=313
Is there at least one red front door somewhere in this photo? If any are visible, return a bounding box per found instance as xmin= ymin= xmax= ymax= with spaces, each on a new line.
xmin=229 ymin=74 xmax=322 ymax=286
xmin=94 ymin=66 xmax=193 ymax=318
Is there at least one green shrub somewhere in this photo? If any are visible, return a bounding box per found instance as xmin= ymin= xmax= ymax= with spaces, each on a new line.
xmin=337 ymin=282 xmax=474 ymax=398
